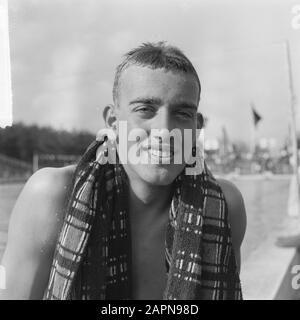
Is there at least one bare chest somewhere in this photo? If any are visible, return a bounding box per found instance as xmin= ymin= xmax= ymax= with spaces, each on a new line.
xmin=130 ymin=213 xmax=169 ymax=300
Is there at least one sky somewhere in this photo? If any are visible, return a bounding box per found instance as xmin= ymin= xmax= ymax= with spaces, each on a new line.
xmin=6 ymin=0 xmax=300 ymax=148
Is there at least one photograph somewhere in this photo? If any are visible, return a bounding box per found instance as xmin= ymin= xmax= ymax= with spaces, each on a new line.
xmin=0 ymin=0 xmax=300 ymax=302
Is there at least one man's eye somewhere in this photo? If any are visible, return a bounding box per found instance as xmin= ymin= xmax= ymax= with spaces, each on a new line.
xmin=135 ymin=106 xmax=155 ymax=113
xmin=176 ymin=111 xmax=193 ymax=118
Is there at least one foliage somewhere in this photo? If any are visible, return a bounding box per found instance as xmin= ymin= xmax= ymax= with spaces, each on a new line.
xmin=0 ymin=123 xmax=94 ymax=163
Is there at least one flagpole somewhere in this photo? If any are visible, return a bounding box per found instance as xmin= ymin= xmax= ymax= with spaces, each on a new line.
xmin=250 ymin=103 xmax=261 ymax=159
xmin=251 ymin=111 xmax=256 ymax=157
xmin=285 ymin=40 xmax=300 ymax=217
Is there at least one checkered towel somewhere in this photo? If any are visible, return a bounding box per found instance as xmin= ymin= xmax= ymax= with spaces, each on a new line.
xmin=44 ymin=138 xmax=242 ymax=300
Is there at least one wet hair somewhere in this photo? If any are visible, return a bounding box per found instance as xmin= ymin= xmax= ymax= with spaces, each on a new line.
xmin=112 ymin=41 xmax=201 ymax=105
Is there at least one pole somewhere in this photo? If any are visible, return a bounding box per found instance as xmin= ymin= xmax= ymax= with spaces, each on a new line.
xmin=285 ymin=40 xmax=300 ymax=217
xmin=32 ymin=152 xmax=39 ymax=173
xmin=251 ymin=117 xmax=256 ymax=157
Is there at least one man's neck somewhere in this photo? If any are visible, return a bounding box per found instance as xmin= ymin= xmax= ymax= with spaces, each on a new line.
xmin=125 ymin=172 xmax=174 ymax=223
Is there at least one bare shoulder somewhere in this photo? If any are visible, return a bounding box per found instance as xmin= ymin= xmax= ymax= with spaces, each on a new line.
xmin=217 ymin=178 xmax=247 ymax=249
xmin=7 ymin=164 xmax=76 ymax=249
xmin=27 ymin=164 xmax=76 ymax=196
xmin=0 ymin=165 xmax=76 ymax=299
xmin=18 ymin=164 xmax=75 ymax=213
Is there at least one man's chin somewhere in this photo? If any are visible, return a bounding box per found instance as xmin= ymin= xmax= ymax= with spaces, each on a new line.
xmin=134 ymin=163 xmax=184 ymax=186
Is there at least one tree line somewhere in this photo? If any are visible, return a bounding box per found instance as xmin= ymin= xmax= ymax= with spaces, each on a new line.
xmin=0 ymin=123 xmax=94 ymax=163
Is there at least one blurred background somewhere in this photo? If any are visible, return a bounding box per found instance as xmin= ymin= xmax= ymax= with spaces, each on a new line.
xmin=1 ymin=0 xmax=300 ymax=299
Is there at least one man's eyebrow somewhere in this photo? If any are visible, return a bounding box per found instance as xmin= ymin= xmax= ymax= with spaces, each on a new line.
xmin=128 ymin=98 xmax=198 ymax=110
xmin=129 ymin=97 xmax=162 ymax=106
xmin=172 ymin=102 xmax=198 ymax=111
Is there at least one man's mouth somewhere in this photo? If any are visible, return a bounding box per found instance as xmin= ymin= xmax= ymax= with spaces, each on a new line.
xmin=142 ymin=144 xmax=175 ymax=161
xmin=149 ymin=149 xmax=174 ymax=158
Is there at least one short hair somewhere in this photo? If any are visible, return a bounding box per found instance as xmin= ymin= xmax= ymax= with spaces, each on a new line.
xmin=112 ymin=41 xmax=201 ymax=105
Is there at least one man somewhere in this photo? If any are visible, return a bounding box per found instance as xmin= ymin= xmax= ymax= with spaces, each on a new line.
xmin=0 ymin=42 xmax=246 ymax=300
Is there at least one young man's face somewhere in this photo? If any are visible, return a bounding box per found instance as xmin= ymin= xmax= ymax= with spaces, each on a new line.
xmin=115 ymin=65 xmax=200 ymax=186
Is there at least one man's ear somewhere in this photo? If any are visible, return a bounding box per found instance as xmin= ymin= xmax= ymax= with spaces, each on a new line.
xmin=196 ymin=112 xmax=204 ymax=129
xmin=103 ymin=104 xmax=117 ymax=129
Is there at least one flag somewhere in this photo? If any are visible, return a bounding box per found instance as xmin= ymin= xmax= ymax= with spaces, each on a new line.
xmin=251 ymin=104 xmax=262 ymax=127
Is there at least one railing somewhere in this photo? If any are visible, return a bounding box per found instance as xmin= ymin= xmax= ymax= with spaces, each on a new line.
xmin=0 ymin=153 xmax=32 ymax=183
xmin=0 ymin=153 xmax=32 ymax=170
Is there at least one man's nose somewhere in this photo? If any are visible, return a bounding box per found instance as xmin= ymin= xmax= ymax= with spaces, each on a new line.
xmin=151 ymin=107 xmax=172 ymax=131
xmin=148 ymin=108 xmax=175 ymax=145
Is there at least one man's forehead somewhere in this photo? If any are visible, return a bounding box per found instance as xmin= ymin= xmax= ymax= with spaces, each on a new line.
xmin=118 ymin=65 xmax=200 ymax=102
xmin=120 ymin=64 xmax=197 ymax=82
